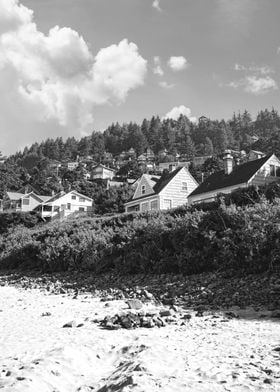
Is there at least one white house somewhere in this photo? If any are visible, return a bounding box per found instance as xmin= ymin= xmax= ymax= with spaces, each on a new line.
xmin=39 ymin=190 xmax=93 ymax=219
xmin=91 ymin=164 xmax=115 ymax=180
xmin=124 ymin=166 xmax=198 ymax=213
xmin=157 ymin=161 xmax=189 ymax=173
xmin=4 ymin=191 xmax=50 ymax=212
xmin=188 ymin=152 xmax=280 ymax=204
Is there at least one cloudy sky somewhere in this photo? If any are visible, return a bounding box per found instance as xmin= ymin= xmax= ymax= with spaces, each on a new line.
xmin=1 ymin=0 xmax=280 ymax=154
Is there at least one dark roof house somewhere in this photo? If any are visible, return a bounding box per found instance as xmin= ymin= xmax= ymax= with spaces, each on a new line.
xmin=188 ymin=152 xmax=280 ymax=204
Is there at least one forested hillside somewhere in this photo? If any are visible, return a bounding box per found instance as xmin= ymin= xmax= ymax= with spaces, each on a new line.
xmin=1 ymin=108 xmax=280 ymax=214
xmin=6 ymin=108 xmax=280 ymax=162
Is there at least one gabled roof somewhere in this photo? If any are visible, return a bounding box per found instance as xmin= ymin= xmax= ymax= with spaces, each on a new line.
xmin=128 ymin=167 xmax=184 ymax=203
xmin=189 ymin=154 xmax=272 ymax=197
xmin=43 ymin=190 xmax=93 ymax=205
xmin=143 ymin=174 xmax=160 ymax=188
xmin=92 ymin=164 xmax=115 ymax=172
xmin=6 ymin=191 xmax=49 ymax=202
xmin=153 ymin=167 xmax=183 ymax=194
xmin=6 ymin=192 xmax=25 ymax=201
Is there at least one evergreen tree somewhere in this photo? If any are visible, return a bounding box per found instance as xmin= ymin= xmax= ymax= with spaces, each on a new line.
xmin=204 ymin=137 xmax=214 ymax=155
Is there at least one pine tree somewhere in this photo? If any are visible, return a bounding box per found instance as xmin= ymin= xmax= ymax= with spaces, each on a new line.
xmin=204 ymin=137 xmax=214 ymax=155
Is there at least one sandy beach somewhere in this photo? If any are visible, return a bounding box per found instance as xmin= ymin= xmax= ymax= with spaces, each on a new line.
xmin=0 ymin=280 xmax=280 ymax=392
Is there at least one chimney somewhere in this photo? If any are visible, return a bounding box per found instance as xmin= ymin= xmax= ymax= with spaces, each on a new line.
xmin=223 ymin=150 xmax=233 ymax=175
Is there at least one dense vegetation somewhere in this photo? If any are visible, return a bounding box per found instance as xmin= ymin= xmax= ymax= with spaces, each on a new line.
xmin=8 ymin=108 xmax=280 ymax=163
xmin=0 ymin=194 xmax=279 ymax=275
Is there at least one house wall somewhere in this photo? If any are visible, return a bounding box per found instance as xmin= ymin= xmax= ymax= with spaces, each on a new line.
xmin=159 ymin=167 xmax=198 ymax=209
xmin=188 ymin=183 xmax=248 ymax=204
xmin=125 ymin=195 xmax=160 ymax=213
xmin=21 ymin=194 xmax=42 ymax=212
xmin=249 ymin=156 xmax=280 ymax=187
xmin=133 ymin=175 xmax=156 ymax=199
xmin=41 ymin=192 xmax=92 ymax=218
xmin=92 ymin=167 xmax=114 ymax=180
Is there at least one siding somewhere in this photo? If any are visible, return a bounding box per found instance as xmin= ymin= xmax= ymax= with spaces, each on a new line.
xmin=133 ymin=175 xmax=156 ymax=199
xmin=188 ymin=183 xmax=248 ymax=204
xmin=125 ymin=195 xmax=160 ymax=213
xmin=159 ymin=167 xmax=198 ymax=209
xmin=21 ymin=194 xmax=42 ymax=212
xmin=250 ymin=156 xmax=280 ymax=187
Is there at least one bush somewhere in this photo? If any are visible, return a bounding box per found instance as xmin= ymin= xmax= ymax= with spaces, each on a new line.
xmin=0 ymin=211 xmax=43 ymax=235
xmin=0 ymin=200 xmax=280 ymax=275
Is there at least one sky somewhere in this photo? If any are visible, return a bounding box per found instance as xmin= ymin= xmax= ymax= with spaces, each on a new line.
xmin=1 ymin=0 xmax=280 ymax=154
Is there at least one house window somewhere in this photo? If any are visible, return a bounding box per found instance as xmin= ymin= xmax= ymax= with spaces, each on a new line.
xmin=67 ymin=203 xmax=71 ymax=210
xmin=79 ymin=197 xmax=85 ymax=202
xmin=71 ymin=195 xmax=76 ymax=200
xmin=79 ymin=207 xmax=85 ymax=212
xmin=270 ymin=165 xmax=276 ymax=176
xmin=163 ymin=199 xmax=172 ymax=209
xmin=22 ymin=199 xmax=30 ymax=205
xmin=43 ymin=205 xmax=52 ymax=212
xmin=127 ymin=205 xmax=140 ymax=212
xmin=150 ymin=200 xmax=158 ymax=210
xmin=141 ymin=202 xmax=149 ymax=211
xmin=182 ymin=182 xmax=188 ymax=192
xmin=141 ymin=185 xmax=146 ymax=195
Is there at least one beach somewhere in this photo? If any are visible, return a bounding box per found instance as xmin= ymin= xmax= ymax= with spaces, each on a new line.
xmin=0 ymin=275 xmax=280 ymax=392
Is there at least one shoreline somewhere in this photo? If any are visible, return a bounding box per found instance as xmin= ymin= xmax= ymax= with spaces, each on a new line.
xmin=0 ymin=279 xmax=280 ymax=391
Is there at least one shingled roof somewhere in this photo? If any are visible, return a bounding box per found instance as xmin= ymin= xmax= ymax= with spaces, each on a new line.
xmin=189 ymin=155 xmax=272 ymax=197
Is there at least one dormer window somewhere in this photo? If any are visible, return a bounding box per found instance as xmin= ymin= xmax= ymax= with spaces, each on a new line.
xmin=141 ymin=185 xmax=146 ymax=195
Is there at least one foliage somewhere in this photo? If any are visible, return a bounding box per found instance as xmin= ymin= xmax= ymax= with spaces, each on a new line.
xmin=0 ymin=211 xmax=43 ymax=235
xmin=0 ymin=199 xmax=280 ymax=275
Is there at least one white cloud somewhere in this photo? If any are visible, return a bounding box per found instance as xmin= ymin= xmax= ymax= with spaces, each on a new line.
xmin=244 ymin=76 xmax=278 ymax=94
xmin=152 ymin=0 xmax=162 ymax=12
xmin=0 ymin=0 xmax=147 ymax=154
xmin=153 ymin=56 xmax=164 ymax=76
xmin=164 ymin=105 xmax=197 ymax=122
xmin=168 ymin=56 xmax=189 ymax=72
xmin=234 ymin=63 xmax=272 ymax=75
xmin=228 ymin=76 xmax=278 ymax=95
xmin=159 ymin=81 xmax=174 ymax=89
xmin=228 ymin=61 xmax=277 ymax=95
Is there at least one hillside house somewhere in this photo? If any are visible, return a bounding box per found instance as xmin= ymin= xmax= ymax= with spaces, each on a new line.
xmin=124 ymin=166 xmax=198 ymax=213
xmin=3 ymin=191 xmax=50 ymax=212
xmin=157 ymin=161 xmax=189 ymax=173
xmin=91 ymin=164 xmax=115 ymax=180
xmin=67 ymin=161 xmax=79 ymax=171
xmin=188 ymin=152 xmax=280 ymax=204
xmin=39 ymin=190 xmax=93 ymax=219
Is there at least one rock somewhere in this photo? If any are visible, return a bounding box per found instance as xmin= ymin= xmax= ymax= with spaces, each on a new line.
xmin=41 ymin=312 xmax=51 ymax=317
xmin=126 ymin=299 xmax=143 ymax=310
xmin=225 ymin=311 xmax=239 ymax=319
xmin=182 ymin=314 xmax=192 ymax=320
xmin=263 ymin=378 xmax=272 ymax=384
xmin=62 ymin=320 xmax=77 ymax=328
xmin=120 ymin=315 xmax=134 ymax=329
xmin=143 ymin=290 xmax=154 ymax=300
xmin=161 ymin=298 xmax=175 ymax=306
xmin=141 ymin=317 xmax=155 ymax=328
xmin=159 ymin=309 xmax=173 ymax=317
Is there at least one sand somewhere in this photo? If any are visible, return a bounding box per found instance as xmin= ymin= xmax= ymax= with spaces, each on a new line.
xmin=0 ymin=285 xmax=280 ymax=392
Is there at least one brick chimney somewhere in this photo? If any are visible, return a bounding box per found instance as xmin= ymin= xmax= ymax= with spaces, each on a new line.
xmin=223 ymin=150 xmax=233 ymax=175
